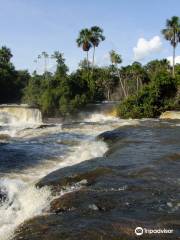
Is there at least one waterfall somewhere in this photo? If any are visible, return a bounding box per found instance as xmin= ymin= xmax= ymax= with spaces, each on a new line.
xmin=0 ymin=105 xmax=42 ymax=126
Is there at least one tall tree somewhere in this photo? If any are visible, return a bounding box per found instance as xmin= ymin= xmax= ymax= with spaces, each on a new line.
xmin=131 ymin=62 xmax=148 ymax=92
xmin=0 ymin=46 xmax=17 ymax=103
xmin=76 ymin=29 xmax=92 ymax=70
xmin=38 ymin=51 xmax=49 ymax=73
xmin=78 ymin=58 xmax=91 ymax=70
xmin=51 ymin=51 xmax=68 ymax=76
xmin=90 ymin=26 xmax=105 ymax=72
xmin=0 ymin=46 xmax=13 ymax=63
xmin=109 ymin=50 xmax=127 ymax=98
xmin=144 ymin=59 xmax=170 ymax=79
xmin=162 ymin=16 xmax=180 ymax=78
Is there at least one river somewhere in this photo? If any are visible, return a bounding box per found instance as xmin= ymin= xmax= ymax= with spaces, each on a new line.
xmin=0 ymin=104 xmax=179 ymax=240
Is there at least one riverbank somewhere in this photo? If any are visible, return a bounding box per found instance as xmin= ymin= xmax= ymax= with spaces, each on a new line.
xmin=13 ymin=119 xmax=180 ymax=240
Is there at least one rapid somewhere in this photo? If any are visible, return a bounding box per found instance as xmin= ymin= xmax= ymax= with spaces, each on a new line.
xmin=0 ymin=104 xmax=179 ymax=240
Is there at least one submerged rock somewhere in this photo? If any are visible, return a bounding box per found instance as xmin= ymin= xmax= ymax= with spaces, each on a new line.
xmin=0 ymin=190 xmax=7 ymax=203
xmin=0 ymin=134 xmax=10 ymax=140
xmin=97 ymin=129 xmax=126 ymax=144
xmin=36 ymin=124 xmax=56 ymax=129
xmin=160 ymin=111 xmax=180 ymax=119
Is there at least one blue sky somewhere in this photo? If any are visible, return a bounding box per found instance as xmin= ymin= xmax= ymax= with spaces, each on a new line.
xmin=0 ymin=0 xmax=180 ymax=72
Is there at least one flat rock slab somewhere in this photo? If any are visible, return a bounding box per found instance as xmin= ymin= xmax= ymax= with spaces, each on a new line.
xmin=160 ymin=111 xmax=180 ymax=119
xmin=14 ymin=124 xmax=180 ymax=240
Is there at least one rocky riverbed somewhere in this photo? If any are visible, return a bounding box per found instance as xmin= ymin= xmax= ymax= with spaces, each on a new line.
xmin=13 ymin=120 xmax=180 ymax=240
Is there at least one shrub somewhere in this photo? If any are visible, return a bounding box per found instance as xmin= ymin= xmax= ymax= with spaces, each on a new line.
xmin=117 ymin=72 xmax=178 ymax=118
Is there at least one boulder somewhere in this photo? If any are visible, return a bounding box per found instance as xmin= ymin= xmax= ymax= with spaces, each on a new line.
xmin=0 ymin=134 xmax=10 ymax=140
xmin=97 ymin=129 xmax=126 ymax=144
xmin=160 ymin=111 xmax=180 ymax=119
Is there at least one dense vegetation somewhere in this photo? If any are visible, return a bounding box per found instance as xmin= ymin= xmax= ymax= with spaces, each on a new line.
xmin=117 ymin=15 xmax=180 ymax=118
xmin=0 ymin=17 xmax=180 ymax=118
xmin=0 ymin=46 xmax=30 ymax=103
xmin=117 ymin=62 xmax=180 ymax=118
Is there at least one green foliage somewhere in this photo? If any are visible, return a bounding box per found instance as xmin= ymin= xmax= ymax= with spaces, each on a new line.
xmin=0 ymin=46 xmax=30 ymax=103
xmin=161 ymin=16 xmax=180 ymax=48
xmin=117 ymin=71 xmax=179 ymax=118
xmin=90 ymin=26 xmax=105 ymax=47
xmin=161 ymin=16 xmax=180 ymax=77
xmin=1 ymin=40 xmax=179 ymax=119
xmin=144 ymin=59 xmax=171 ymax=79
xmin=24 ymin=52 xmax=178 ymax=118
xmin=23 ymin=73 xmax=43 ymax=106
xmin=76 ymin=29 xmax=92 ymax=52
xmin=109 ymin=50 xmax=122 ymax=65
xmin=23 ymin=53 xmax=92 ymax=116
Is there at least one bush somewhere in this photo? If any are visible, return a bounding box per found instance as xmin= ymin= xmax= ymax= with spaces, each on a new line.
xmin=117 ymin=72 xmax=178 ymax=118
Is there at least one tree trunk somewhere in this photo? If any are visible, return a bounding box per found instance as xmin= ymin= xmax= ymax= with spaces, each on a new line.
xmin=172 ymin=45 xmax=176 ymax=78
xmin=107 ymin=89 xmax=110 ymax=100
xmin=87 ymin=51 xmax=89 ymax=69
xmin=86 ymin=51 xmax=90 ymax=81
xmin=140 ymin=79 xmax=142 ymax=88
xmin=117 ymin=68 xmax=127 ymax=98
xmin=44 ymin=58 xmax=46 ymax=73
xmin=92 ymin=46 xmax=95 ymax=75
xmin=136 ymin=77 xmax=139 ymax=92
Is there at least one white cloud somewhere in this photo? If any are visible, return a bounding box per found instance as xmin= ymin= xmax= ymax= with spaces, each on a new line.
xmin=167 ymin=56 xmax=180 ymax=66
xmin=133 ymin=36 xmax=162 ymax=61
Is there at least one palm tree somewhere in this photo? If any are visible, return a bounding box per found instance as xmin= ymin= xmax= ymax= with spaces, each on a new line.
xmin=38 ymin=51 xmax=49 ymax=73
xmin=90 ymin=26 xmax=105 ymax=71
xmin=109 ymin=50 xmax=127 ymax=98
xmin=162 ymin=16 xmax=180 ymax=78
xmin=131 ymin=62 xmax=145 ymax=92
xmin=0 ymin=46 xmax=13 ymax=63
xmin=76 ymin=28 xmax=92 ymax=70
xmin=51 ymin=51 xmax=68 ymax=76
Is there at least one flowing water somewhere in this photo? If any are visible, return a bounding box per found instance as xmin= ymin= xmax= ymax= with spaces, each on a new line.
xmin=0 ymin=105 xmax=179 ymax=239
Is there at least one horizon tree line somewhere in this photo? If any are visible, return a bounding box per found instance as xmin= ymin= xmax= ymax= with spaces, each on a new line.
xmin=33 ymin=15 xmax=180 ymax=80
xmin=29 ymin=15 xmax=180 ymax=104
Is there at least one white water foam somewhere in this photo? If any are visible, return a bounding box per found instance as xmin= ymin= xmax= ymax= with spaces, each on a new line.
xmin=84 ymin=113 xmax=119 ymax=122
xmin=0 ymin=111 xmax=139 ymax=240
xmin=0 ymin=106 xmax=42 ymax=126
xmin=0 ymin=106 xmax=42 ymax=137
xmin=0 ymin=140 xmax=108 ymax=240
xmin=57 ymin=140 xmax=108 ymax=169
xmin=0 ymin=179 xmax=51 ymax=240
xmin=84 ymin=113 xmax=140 ymax=127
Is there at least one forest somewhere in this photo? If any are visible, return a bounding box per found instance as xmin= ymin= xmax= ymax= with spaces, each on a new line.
xmin=0 ymin=16 xmax=179 ymax=118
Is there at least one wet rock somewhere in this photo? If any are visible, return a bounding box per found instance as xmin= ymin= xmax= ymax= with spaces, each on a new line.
xmin=0 ymin=190 xmax=7 ymax=203
xmin=97 ymin=129 xmax=126 ymax=144
xmin=14 ymin=213 xmax=133 ymax=240
xmin=160 ymin=111 xmax=180 ymax=119
xmin=166 ymin=153 xmax=180 ymax=161
xmin=0 ymin=134 xmax=10 ymax=140
xmin=14 ymin=211 xmax=179 ymax=240
xmin=37 ymin=124 xmax=56 ymax=129
xmin=56 ymin=139 xmax=78 ymax=146
xmin=50 ymin=188 xmax=119 ymax=214
xmin=38 ymin=167 xmax=113 ymax=190
xmin=15 ymin=124 xmax=180 ymax=240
